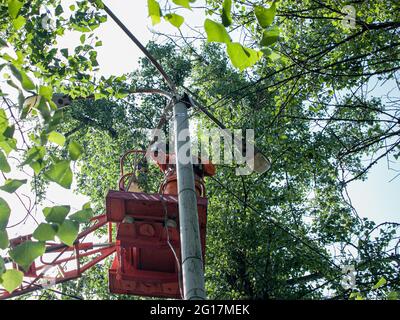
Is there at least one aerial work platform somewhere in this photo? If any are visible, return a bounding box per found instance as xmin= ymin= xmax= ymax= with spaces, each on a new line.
xmin=105 ymin=149 xmax=213 ymax=299
xmin=0 ymin=149 xmax=214 ymax=300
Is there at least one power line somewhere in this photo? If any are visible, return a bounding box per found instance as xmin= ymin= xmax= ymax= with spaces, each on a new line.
xmin=92 ymin=0 xmax=336 ymax=278
xmin=21 ymin=281 xmax=83 ymax=300
xmin=96 ymin=0 xmax=271 ymax=166
xmin=98 ymin=1 xmax=177 ymax=94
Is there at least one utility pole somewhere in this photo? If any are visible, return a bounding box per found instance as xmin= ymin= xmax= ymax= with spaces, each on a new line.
xmin=173 ymin=97 xmax=206 ymax=300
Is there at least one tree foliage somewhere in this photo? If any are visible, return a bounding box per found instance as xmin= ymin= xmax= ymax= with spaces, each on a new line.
xmin=0 ymin=0 xmax=399 ymax=300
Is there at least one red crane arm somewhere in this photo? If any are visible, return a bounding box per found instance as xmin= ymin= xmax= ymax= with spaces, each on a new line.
xmin=0 ymin=215 xmax=116 ymax=300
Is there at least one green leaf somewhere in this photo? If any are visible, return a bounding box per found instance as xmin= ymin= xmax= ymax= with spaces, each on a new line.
xmin=82 ymin=202 xmax=91 ymax=210
xmin=68 ymin=141 xmax=83 ymax=161
xmin=264 ymin=49 xmax=281 ymax=62
xmin=0 ymin=117 xmax=8 ymax=141
xmin=30 ymin=160 xmax=45 ymax=175
xmin=1 ymin=269 xmax=23 ymax=293
xmin=254 ymin=2 xmax=277 ymax=28
xmin=222 ymin=0 xmax=232 ymax=27
xmin=349 ymin=291 xmax=363 ymax=300
xmin=204 ymin=19 xmax=231 ymax=44
xmin=0 ymin=179 xmax=27 ymax=193
xmin=20 ymin=95 xmax=38 ymax=119
xmin=0 ymin=108 xmax=8 ymax=130
xmin=33 ymin=223 xmax=57 ymax=242
xmin=70 ymin=208 xmax=93 ymax=223
xmin=36 ymin=96 xmax=51 ymax=121
xmin=44 ymin=160 xmax=73 ymax=189
xmin=372 ymin=277 xmax=387 ymax=290
xmin=17 ymin=89 xmax=25 ymax=109
xmin=0 ymin=229 xmax=9 ymax=249
xmin=260 ymin=26 xmax=280 ymax=47
xmin=9 ymin=241 xmax=45 ymax=271
xmin=227 ymin=42 xmax=263 ymax=71
xmin=172 ymin=0 xmax=191 ymax=9
xmin=22 ymin=146 xmax=45 ymax=166
xmin=39 ymin=86 xmax=53 ymax=101
xmin=148 ymin=0 xmax=162 ymax=26
xmin=0 ymin=257 xmax=5 ymax=275
xmin=0 ymin=39 xmax=8 ymax=48
xmin=8 ymin=0 xmax=23 ymax=19
xmin=9 ymin=65 xmax=35 ymax=91
xmin=387 ymin=291 xmax=398 ymax=300
xmin=0 ymin=150 xmax=11 ymax=173
xmin=48 ymin=131 xmax=66 ymax=146
xmin=3 ymin=125 xmax=15 ymax=139
xmin=48 ymin=109 xmax=64 ymax=130
xmin=55 ymin=4 xmax=64 ymax=16
xmin=164 ymin=13 xmax=184 ymax=28
xmin=57 ymin=219 xmax=79 ymax=246
xmin=0 ymin=198 xmax=10 ymax=229
xmin=43 ymin=205 xmax=70 ymax=224
xmin=12 ymin=15 xmax=26 ymax=30
xmin=60 ymin=48 xmax=69 ymax=58
xmin=0 ymin=138 xmax=17 ymax=155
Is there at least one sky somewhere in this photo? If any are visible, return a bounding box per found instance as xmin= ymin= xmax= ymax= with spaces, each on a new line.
xmin=2 ymin=0 xmax=399 ymax=241
xmin=345 ymin=80 xmax=400 ymax=224
xmin=3 ymin=0 xmax=207 ymax=237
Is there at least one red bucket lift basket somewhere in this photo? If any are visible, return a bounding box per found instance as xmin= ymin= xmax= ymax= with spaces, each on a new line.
xmin=106 ymin=190 xmax=208 ymax=299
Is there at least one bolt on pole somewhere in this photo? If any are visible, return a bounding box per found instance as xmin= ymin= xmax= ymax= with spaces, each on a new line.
xmin=173 ymin=98 xmax=206 ymax=300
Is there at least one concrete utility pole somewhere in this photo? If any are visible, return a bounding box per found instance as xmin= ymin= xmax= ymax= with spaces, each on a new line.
xmin=173 ymin=98 xmax=206 ymax=300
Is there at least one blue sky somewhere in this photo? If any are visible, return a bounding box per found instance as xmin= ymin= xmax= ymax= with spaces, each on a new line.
xmin=346 ymin=80 xmax=400 ymax=224
xmin=348 ymin=156 xmax=400 ymax=224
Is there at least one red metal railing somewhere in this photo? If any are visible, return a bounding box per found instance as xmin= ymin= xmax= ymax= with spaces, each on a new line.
xmin=0 ymin=215 xmax=116 ymax=300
